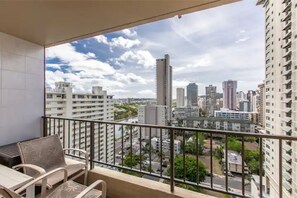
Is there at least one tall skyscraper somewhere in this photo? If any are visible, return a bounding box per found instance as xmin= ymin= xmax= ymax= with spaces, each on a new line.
xmin=176 ymin=88 xmax=185 ymax=107
xmin=257 ymin=0 xmax=296 ymax=197
xmin=205 ymin=85 xmax=217 ymax=116
xmin=156 ymin=54 xmax=172 ymax=122
xmin=247 ymin=90 xmax=256 ymax=112
xmin=222 ymin=80 xmax=237 ymax=110
xmin=187 ymin=83 xmax=198 ymax=107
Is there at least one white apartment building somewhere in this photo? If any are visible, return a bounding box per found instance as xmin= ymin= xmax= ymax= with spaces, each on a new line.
xmin=138 ymin=105 xmax=168 ymax=139
xmin=176 ymin=88 xmax=185 ymax=107
xmin=214 ymin=108 xmax=250 ymax=120
xmin=151 ymin=137 xmax=181 ymax=155
xmin=46 ymin=82 xmax=114 ymax=163
xmin=257 ymin=0 xmax=297 ymax=197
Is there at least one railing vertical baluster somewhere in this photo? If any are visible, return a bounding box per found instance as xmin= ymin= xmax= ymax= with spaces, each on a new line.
xmin=121 ymin=125 xmax=124 ymax=166
xmin=85 ymin=122 xmax=87 ymax=151
xmin=58 ymin=119 xmax=61 ymax=136
xmin=49 ymin=118 xmax=51 ymax=136
xmin=54 ymin=118 xmax=56 ymax=135
xmin=98 ymin=123 xmax=101 ymax=161
xmin=68 ymin=120 xmax=70 ymax=148
xmin=113 ymin=124 xmax=116 ymax=165
xmin=73 ymin=121 xmax=76 ymax=148
xmin=62 ymin=119 xmax=65 ymax=147
xmin=196 ymin=131 xmax=199 ymax=184
xmin=183 ymin=130 xmax=186 ymax=182
xmin=210 ymin=132 xmax=213 ymax=188
xmin=160 ymin=128 xmax=163 ymax=177
xmin=90 ymin=121 xmax=95 ymax=169
xmin=241 ymin=136 xmax=245 ymax=196
xmin=139 ymin=127 xmax=142 ymax=171
xmin=105 ymin=124 xmax=108 ymax=163
xmin=149 ymin=127 xmax=152 ymax=174
xmin=130 ymin=125 xmax=133 ymax=169
xmin=79 ymin=121 xmax=82 ymax=149
xmin=225 ymin=135 xmax=228 ymax=192
xmin=43 ymin=117 xmax=47 ymax=137
xmin=279 ymin=139 xmax=283 ymax=198
xmin=259 ymin=138 xmax=263 ymax=198
xmin=169 ymin=128 xmax=175 ymax=193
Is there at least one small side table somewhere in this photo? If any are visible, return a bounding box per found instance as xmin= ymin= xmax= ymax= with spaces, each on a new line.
xmin=0 ymin=164 xmax=34 ymax=198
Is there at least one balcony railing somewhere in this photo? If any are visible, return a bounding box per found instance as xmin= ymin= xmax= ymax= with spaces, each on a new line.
xmin=42 ymin=116 xmax=297 ymax=198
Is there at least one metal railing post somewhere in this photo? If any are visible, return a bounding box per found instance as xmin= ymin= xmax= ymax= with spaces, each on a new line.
xmin=170 ymin=129 xmax=175 ymax=193
xmin=90 ymin=121 xmax=95 ymax=169
xmin=43 ymin=117 xmax=47 ymax=137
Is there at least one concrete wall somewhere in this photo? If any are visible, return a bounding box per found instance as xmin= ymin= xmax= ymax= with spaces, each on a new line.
xmin=0 ymin=32 xmax=44 ymax=145
xmin=86 ymin=167 xmax=214 ymax=198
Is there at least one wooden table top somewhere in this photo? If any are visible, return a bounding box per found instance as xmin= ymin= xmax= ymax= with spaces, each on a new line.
xmin=0 ymin=164 xmax=33 ymax=190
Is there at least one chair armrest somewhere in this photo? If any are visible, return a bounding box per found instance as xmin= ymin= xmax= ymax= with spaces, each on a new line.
xmin=15 ymin=168 xmax=68 ymax=195
xmin=75 ymin=180 xmax=106 ymax=198
xmin=64 ymin=148 xmax=89 ymax=168
xmin=13 ymin=164 xmax=46 ymax=175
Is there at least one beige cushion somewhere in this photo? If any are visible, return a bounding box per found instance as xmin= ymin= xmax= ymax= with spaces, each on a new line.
xmin=47 ymin=181 xmax=101 ymax=198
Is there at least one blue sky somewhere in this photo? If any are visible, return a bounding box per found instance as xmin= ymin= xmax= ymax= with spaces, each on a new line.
xmin=46 ymin=0 xmax=265 ymax=99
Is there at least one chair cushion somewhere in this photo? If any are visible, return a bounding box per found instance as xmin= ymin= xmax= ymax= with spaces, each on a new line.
xmin=45 ymin=158 xmax=85 ymax=186
xmin=18 ymin=135 xmax=66 ymax=177
xmin=47 ymin=181 xmax=101 ymax=198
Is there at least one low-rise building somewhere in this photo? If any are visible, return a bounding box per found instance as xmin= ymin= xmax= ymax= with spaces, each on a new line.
xmin=151 ymin=137 xmax=181 ymax=155
xmin=215 ymin=108 xmax=251 ymax=120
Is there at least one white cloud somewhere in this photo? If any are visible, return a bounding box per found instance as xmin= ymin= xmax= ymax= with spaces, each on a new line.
xmin=114 ymin=72 xmax=146 ymax=84
xmin=235 ymin=36 xmax=249 ymax=44
xmin=109 ymin=36 xmax=141 ymax=49
xmin=115 ymin=50 xmax=155 ymax=69
xmin=47 ymin=63 xmax=61 ymax=70
xmin=87 ymin=52 xmax=96 ymax=58
xmin=174 ymin=54 xmax=212 ymax=73
xmin=94 ymin=35 xmax=108 ymax=44
xmin=122 ymin=29 xmax=137 ymax=37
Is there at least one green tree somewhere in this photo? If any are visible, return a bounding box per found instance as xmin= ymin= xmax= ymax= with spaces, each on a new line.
xmin=169 ymin=155 xmax=206 ymax=183
xmin=184 ymin=134 xmax=205 ymax=155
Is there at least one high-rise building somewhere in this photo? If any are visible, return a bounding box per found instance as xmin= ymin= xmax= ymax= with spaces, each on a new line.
xmin=156 ymin=54 xmax=172 ymax=122
xmin=222 ymin=80 xmax=237 ymax=110
xmin=139 ymin=54 xmax=172 ymax=139
xmin=258 ymin=83 xmax=265 ymax=127
xmin=187 ymin=83 xmax=198 ymax=107
xmin=239 ymin=100 xmax=251 ymax=112
xmin=257 ymin=0 xmax=296 ymax=197
xmin=176 ymin=88 xmax=185 ymax=107
xmin=46 ymin=82 xmax=114 ymax=163
xmin=138 ymin=105 xmax=168 ymax=138
xmin=247 ymin=90 xmax=256 ymax=112
xmin=205 ymin=85 xmax=217 ymax=116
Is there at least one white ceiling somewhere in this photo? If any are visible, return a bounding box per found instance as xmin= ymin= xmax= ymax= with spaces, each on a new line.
xmin=0 ymin=0 xmax=239 ymax=47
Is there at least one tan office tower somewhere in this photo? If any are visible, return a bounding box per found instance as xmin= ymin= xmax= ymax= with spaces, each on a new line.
xmin=222 ymin=80 xmax=237 ymax=110
xmin=205 ymin=85 xmax=217 ymax=116
xmin=176 ymin=88 xmax=185 ymax=107
xmin=156 ymin=54 xmax=172 ymax=123
xmin=257 ymin=0 xmax=296 ymax=197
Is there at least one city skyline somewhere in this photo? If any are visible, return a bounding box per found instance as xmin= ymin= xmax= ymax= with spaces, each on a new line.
xmin=46 ymin=0 xmax=264 ymax=99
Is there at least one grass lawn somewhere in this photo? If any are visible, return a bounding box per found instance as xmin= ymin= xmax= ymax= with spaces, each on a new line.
xmin=187 ymin=154 xmax=223 ymax=176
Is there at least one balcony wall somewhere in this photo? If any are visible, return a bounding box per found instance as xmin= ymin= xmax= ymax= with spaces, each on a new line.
xmin=0 ymin=32 xmax=44 ymax=145
xmin=85 ymin=167 xmax=214 ymax=198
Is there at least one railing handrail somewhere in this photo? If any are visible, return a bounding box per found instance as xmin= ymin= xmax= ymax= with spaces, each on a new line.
xmin=42 ymin=116 xmax=297 ymax=141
